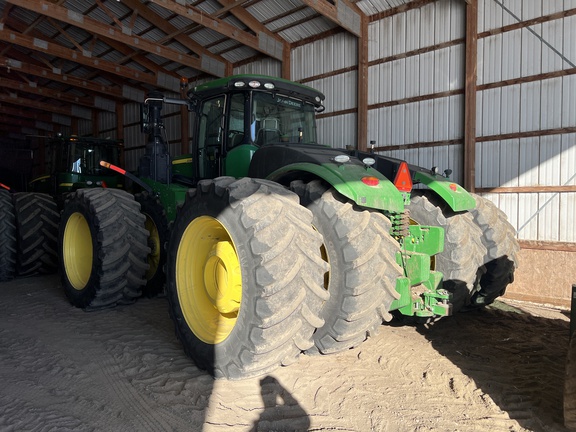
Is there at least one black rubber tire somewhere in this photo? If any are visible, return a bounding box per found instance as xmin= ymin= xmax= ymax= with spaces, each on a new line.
xmin=0 ymin=189 xmax=17 ymax=281
xmin=565 ymin=334 xmax=576 ymax=430
xmin=408 ymin=191 xmax=486 ymax=312
xmin=291 ymin=180 xmax=402 ymax=354
xmin=59 ymin=188 xmax=149 ymax=310
xmin=469 ymin=194 xmax=519 ymax=307
xmin=13 ymin=192 xmax=59 ymax=277
xmin=135 ymin=191 xmax=169 ymax=297
xmin=166 ymin=177 xmax=329 ymax=379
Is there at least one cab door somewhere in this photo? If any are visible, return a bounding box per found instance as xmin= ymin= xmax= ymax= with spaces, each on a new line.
xmin=197 ymin=95 xmax=225 ymax=179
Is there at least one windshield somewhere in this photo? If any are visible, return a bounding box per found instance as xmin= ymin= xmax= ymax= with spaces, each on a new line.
xmin=68 ymin=140 xmax=120 ymax=175
xmin=251 ymin=92 xmax=317 ymax=146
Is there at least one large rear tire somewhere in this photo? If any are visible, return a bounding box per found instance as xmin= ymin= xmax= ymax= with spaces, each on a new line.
xmin=13 ymin=192 xmax=59 ymax=277
xmin=292 ymin=180 xmax=402 ymax=354
xmin=135 ymin=191 xmax=169 ymax=297
xmin=166 ymin=177 xmax=329 ymax=379
xmin=59 ymin=188 xmax=149 ymax=310
xmin=469 ymin=194 xmax=519 ymax=307
xmin=0 ymin=189 xmax=17 ymax=281
xmin=408 ymin=191 xmax=485 ymax=312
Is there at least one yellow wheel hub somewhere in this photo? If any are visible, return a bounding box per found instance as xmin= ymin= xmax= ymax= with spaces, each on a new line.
xmin=63 ymin=212 xmax=93 ymax=290
xmin=176 ymin=216 xmax=242 ymax=344
xmin=144 ymin=215 xmax=160 ymax=280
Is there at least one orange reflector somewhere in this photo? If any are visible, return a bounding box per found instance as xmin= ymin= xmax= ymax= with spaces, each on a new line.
xmin=362 ymin=176 xmax=380 ymax=186
xmin=0 ymin=182 xmax=10 ymax=191
xmin=393 ymin=162 xmax=413 ymax=192
xmin=101 ymin=181 xmax=108 ymax=188
xmin=449 ymin=183 xmax=457 ymax=191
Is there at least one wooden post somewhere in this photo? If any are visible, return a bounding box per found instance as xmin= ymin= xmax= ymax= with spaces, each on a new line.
xmin=116 ymin=102 xmax=125 ymax=167
xmin=357 ymin=15 xmax=369 ymax=151
xmin=464 ymin=0 xmax=478 ymax=192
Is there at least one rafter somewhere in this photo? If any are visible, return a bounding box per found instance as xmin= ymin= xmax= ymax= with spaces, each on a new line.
xmin=0 ymin=76 xmax=115 ymax=111
xmin=0 ymin=26 xmax=179 ymax=91
xmin=5 ymin=0 xmax=225 ymax=77
xmin=299 ymin=0 xmax=364 ymax=37
xmin=147 ymin=0 xmax=284 ymax=61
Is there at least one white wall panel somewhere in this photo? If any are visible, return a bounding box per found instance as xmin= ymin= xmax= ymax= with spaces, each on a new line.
xmin=500 ymin=85 xmax=521 ymax=134
xmin=519 ymin=82 xmax=541 ymax=132
xmin=562 ymin=75 xmax=576 ymax=127
xmin=561 ymin=134 xmax=576 ymax=186
xmin=499 ymin=139 xmax=520 ymax=187
xmin=521 ymin=25 xmax=543 ymax=77
xmin=518 ymin=137 xmax=540 ymax=187
xmin=234 ymin=58 xmax=282 ymax=77
xmin=560 ymin=193 xmax=576 ymax=242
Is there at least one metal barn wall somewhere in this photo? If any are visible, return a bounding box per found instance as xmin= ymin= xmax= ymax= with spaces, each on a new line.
xmin=291 ymin=32 xmax=359 ymax=149
xmin=368 ymin=0 xmax=467 ymax=184
xmin=476 ymin=0 xmax=576 ymax=245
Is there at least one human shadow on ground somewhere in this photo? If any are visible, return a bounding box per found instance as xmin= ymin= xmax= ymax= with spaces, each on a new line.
xmin=251 ymin=376 xmax=310 ymax=432
xmin=416 ymin=302 xmax=570 ymax=431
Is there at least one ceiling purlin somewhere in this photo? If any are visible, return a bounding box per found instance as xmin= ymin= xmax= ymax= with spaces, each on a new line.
xmin=299 ymin=0 xmax=366 ymax=37
xmin=5 ymin=0 xmax=212 ymax=77
xmin=213 ymin=0 xmax=254 ymax=17
xmin=215 ymin=0 xmax=289 ymax=50
xmin=2 ymin=76 xmax=101 ymax=109
xmin=47 ymin=18 xmax=86 ymax=52
xmin=121 ymin=0 xmax=230 ymax=77
xmin=147 ymin=0 xmax=284 ymax=62
xmin=0 ymin=25 xmax=162 ymax=87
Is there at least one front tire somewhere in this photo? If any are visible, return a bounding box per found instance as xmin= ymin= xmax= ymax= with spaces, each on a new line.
xmin=166 ymin=177 xmax=329 ymax=379
xmin=292 ymin=180 xmax=402 ymax=354
xmin=0 ymin=189 xmax=17 ymax=281
xmin=59 ymin=189 xmax=149 ymax=310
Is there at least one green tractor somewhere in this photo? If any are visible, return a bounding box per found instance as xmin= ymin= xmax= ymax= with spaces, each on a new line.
xmin=0 ymin=135 xmax=126 ymax=282
xmin=57 ymin=74 xmax=519 ymax=379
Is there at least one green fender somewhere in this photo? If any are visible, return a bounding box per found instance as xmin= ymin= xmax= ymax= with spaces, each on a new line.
xmin=413 ymin=171 xmax=476 ymax=212
xmin=267 ymin=162 xmax=406 ymax=213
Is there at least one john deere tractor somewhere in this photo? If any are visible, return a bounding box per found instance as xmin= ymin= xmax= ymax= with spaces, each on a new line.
xmin=56 ymin=74 xmax=519 ymax=379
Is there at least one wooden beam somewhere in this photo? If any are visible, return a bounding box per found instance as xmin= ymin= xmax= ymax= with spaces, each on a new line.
xmin=475 ymin=185 xmax=576 ymax=194
xmin=357 ymin=13 xmax=368 ymax=151
xmin=5 ymin=0 xmax=218 ymax=76
xmin=464 ymin=0 xmax=478 ymax=192
xmin=299 ymin=0 xmax=362 ymax=37
xmin=0 ymin=26 xmax=162 ymax=87
xmin=121 ymin=0 xmax=230 ymax=76
xmin=0 ymin=93 xmax=77 ymax=117
xmin=0 ymin=76 xmax=110 ymax=110
xmin=216 ymin=0 xmax=289 ymax=76
xmin=147 ymin=0 xmax=284 ymax=61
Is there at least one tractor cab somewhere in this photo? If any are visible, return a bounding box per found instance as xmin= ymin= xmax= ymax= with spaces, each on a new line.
xmin=189 ymin=75 xmax=325 ymax=179
xmin=29 ymin=135 xmax=124 ymax=196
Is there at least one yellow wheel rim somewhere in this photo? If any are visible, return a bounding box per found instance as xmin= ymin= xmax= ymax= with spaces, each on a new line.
xmin=63 ymin=212 xmax=93 ymax=290
xmin=144 ymin=215 xmax=160 ymax=281
xmin=176 ymin=216 xmax=242 ymax=344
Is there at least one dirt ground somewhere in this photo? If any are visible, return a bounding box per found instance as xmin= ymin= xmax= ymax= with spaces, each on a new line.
xmin=0 ymin=274 xmax=571 ymax=432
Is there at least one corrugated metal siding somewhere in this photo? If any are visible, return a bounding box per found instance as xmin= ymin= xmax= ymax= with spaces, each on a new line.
xmin=367 ymin=0 xmax=466 ymax=184
xmin=477 ymin=0 xmax=576 ymax=243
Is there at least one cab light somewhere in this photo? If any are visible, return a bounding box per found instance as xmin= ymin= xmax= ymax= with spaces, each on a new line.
xmin=248 ymin=80 xmax=261 ymax=88
xmin=264 ymin=82 xmax=275 ymax=89
xmin=234 ymin=81 xmax=246 ymax=88
xmin=362 ymin=176 xmax=380 ymax=186
xmin=393 ymin=162 xmax=413 ymax=192
xmin=333 ymin=155 xmax=350 ymax=164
